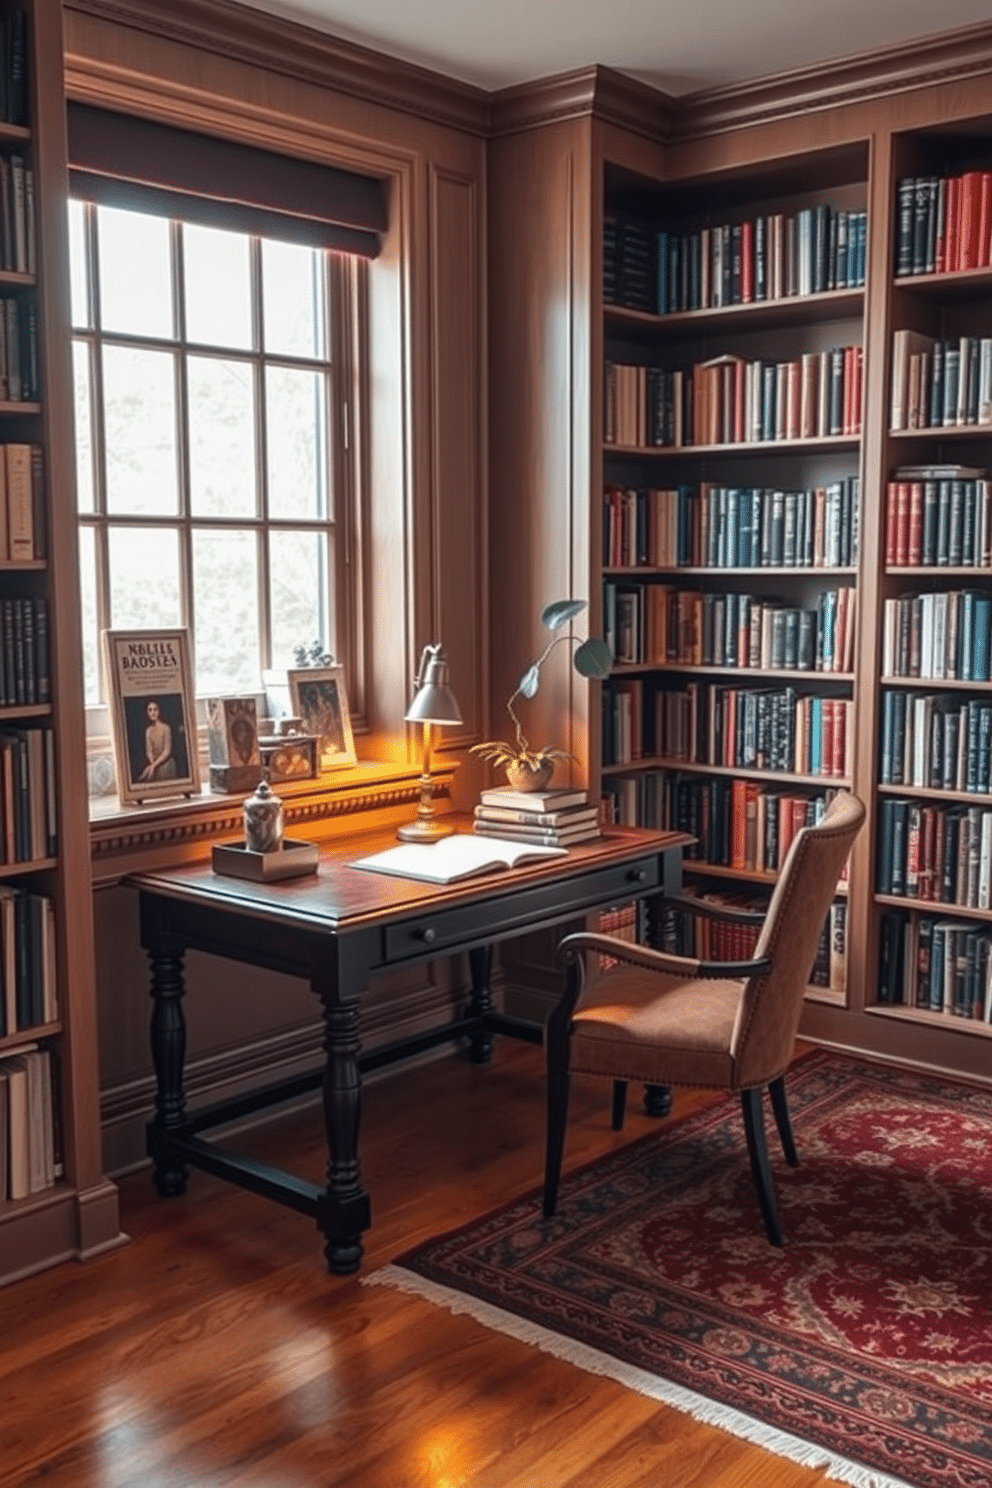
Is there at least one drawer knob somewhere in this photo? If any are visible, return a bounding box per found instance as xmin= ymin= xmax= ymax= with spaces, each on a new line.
xmin=627 ymin=868 xmax=647 ymax=884
xmin=416 ymin=926 xmax=436 ymax=945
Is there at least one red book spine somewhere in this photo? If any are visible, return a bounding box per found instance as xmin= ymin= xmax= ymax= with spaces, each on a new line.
xmin=978 ymin=173 xmax=992 ymax=270
xmin=907 ymin=480 xmax=924 ymax=566
xmin=959 ymin=170 xmax=981 ymax=269
xmin=740 ymin=219 xmax=754 ymax=303
xmin=895 ymin=480 xmax=911 ymax=567
xmin=946 ymin=175 xmax=961 ymax=272
xmin=853 ymin=346 xmax=864 ymax=434
xmin=885 ymin=481 xmax=899 ymax=565
xmin=731 ymin=778 xmax=747 ymax=869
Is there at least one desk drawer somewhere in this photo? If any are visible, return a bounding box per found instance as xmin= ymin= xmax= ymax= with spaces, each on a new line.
xmin=381 ymin=855 xmax=663 ymax=964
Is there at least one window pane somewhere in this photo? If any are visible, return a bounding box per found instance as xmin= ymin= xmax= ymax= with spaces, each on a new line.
xmin=262 ymin=240 xmax=327 ymax=360
xmin=183 ymin=224 xmax=252 ymax=350
xmin=78 ymin=525 xmax=99 ymax=707
xmin=68 ymin=200 xmax=89 ymax=329
xmin=192 ymin=529 xmax=260 ymax=694
xmin=265 ymin=366 xmax=329 ymax=520
xmin=72 ymin=340 xmax=95 ymax=514
xmin=102 ymin=346 xmax=179 ymax=515
xmin=269 ymin=528 xmax=330 ymax=668
xmin=97 ymin=206 xmax=173 ymax=339
xmin=188 ymin=356 xmax=256 ymax=518
xmin=108 ymin=526 xmax=181 ymax=631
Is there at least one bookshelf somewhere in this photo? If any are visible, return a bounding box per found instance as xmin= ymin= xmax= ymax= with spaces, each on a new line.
xmin=599 ymin=148 xmax=867 ymax=1001
xmin=0 ymin=0 xmax=118 ymax=1283
xmin=487 ymin=25 xmax=992 ymax=1088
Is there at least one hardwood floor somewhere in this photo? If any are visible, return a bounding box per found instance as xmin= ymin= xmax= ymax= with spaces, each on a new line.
xmin=0 ymin=1043 xmax=831 ymax=1487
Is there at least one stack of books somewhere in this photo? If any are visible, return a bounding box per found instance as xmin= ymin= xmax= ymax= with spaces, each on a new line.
xmin=473 ymin=785 xmax=602 ymax=847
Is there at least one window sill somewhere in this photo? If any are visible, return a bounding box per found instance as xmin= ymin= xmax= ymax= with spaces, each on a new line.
xmin=89 ymin=758 xmax=457 ymax=885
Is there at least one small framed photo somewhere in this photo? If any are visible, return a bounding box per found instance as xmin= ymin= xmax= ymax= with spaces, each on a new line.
xmin=206 ymin=695 xmax=263 ymax=794
xmin=287 ymin=665 xmax=356 ymax=771
xmin=102 ymin=628 xmax=201 ymax=805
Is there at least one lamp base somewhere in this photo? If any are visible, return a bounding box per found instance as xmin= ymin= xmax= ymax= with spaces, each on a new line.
xmin=397 ymin=815 xmax=456 ymax=843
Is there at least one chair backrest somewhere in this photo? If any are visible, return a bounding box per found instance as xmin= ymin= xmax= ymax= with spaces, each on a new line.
xmin=732 ymin=790 xmax=866 ymax=1087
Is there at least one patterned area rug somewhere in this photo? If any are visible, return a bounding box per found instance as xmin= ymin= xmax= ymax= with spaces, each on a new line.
xmin=366 ymin=1051 xmax=992 ymax=1488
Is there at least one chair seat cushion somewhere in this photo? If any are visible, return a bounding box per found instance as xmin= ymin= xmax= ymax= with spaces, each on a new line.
xmin=570 ymin=968 xmax=745 ymax=1088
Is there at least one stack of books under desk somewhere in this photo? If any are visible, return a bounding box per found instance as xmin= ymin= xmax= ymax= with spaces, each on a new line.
xmin=473 ymin=785 xmax=602 ymax=847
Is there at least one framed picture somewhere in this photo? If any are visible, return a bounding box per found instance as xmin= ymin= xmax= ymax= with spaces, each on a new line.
xmin=206 ymin=695 xmax=263 ymax=794
xmin=102 ymin=629 xmax=201 ymax=805
xmin=288 ymin=665 xmax=356 ymax=770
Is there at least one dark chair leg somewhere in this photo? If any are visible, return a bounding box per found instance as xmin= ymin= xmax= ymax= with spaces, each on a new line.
xmin=611 ymin=1080 xmax=627 ymax=1130
xmin=741 ymin=1088 xmax=783 ymax=1246
xmin=643 ymin=1083 xmax=672 ymax=1117
xmin=544 ymin=998 xmax=574 ymax=1220
xmin=769 ymin=1075 xmax=798 ymax=1167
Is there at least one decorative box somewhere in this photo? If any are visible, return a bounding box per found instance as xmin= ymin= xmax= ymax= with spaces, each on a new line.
xmin=258 ymin=732 xmax=320 ymax=782
xmin=211 ymin=838 xmax=320 ymax=882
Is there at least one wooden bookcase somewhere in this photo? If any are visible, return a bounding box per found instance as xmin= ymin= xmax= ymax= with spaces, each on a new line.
xmin=0 ymin=0 xmax=118 ymax=1285
xmin=487 ymin=27 xmax=992 ymax=1086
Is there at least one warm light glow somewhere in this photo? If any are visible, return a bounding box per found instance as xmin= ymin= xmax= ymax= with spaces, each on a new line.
xmin=416 ymin=1424 xmax=473 ymax=1487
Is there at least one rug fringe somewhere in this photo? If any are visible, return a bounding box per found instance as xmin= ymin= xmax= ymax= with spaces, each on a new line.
xmin=364 ymin=1264 xmax=915 ymax=1488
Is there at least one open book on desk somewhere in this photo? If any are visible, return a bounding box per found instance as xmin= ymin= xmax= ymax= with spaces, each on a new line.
xmin=350 ymin=833 xmax=568 ymax=884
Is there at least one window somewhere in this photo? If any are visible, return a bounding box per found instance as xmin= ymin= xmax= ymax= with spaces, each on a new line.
xmin=69 ymin=199 xmax=366 ymax=718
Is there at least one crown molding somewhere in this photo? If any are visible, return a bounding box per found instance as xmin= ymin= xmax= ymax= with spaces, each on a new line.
xmin=488 ymin=64 xmax=676 ymax=142
xmin=669 ymin=19 xmax=992 ymax=140
xmin=64 ymin=0 xmax=491 ymax=136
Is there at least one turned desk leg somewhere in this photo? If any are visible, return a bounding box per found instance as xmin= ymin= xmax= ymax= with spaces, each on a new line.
xmin=318 ymin=996 xmax=372 ymax=1275
xmin=146 ymin=947 xmax=192 ymax=1197
xmin=466 ymin=944 xmax=494 ymax=1064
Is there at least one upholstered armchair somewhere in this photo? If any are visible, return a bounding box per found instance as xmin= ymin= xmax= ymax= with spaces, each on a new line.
xmin=544 ymin=790 xmax=866 ymax=1245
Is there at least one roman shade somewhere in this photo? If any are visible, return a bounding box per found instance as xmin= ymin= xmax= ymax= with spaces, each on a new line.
xmin=66 ymin=103 xmax=388 ymax=257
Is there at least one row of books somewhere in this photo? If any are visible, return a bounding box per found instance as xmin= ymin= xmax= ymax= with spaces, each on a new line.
xmin=895 ymin=172 xmax=992 ymax=278
xmin=0 ymin=886 xmax=57 ymax=1036
xmin=0 ymin=1042 xmax=58 ymax=1203
xmin=604 ymin=206 xmax=868 ymax=315
xmin=0 ymin=294 xmax=38 ymax=404
xmin=471 ymin=787 xmax=600 ymax=848
xmin=880 ymin=692 xmax=992 ymax=795
xmin=595 ymin=900 xmax=639 ymax=970
xmin=889 ymin=331 xmax=992 ymax=431
xmin=604 ymin=346 xmax=862 ymax=449
xmin=671 ymin=889 xmax=846 ymax=992
xmin=884 ymin=467 xmax=992 ymax=569
xmin=0 ymin=596 xmax=48 ymax=707
xmin=604 ymin=681 xmax=852 ymax=778
xmin=881 ymin=590 xmax=992 ymax=682
xmin=603 ymin=478 xmax=860 ymax=571
xmin=0 ymin=154 xmax=33 ymax=277
xmin=0 ymin=442 xmax=44 ymax=562
xmin=605 ymin=583 xmax=856 ymax=674
xmin=878 ymin=910 xmax=992 ymax=1022
xmin=0 ymin=727 xmax=57 ymax=863
xmin=0 ymin=12 xmax=27 ymax=129
xmin=876 ymin=798 xmax=992 ymax=908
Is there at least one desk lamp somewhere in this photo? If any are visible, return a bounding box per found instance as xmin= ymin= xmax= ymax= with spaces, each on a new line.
xmin=398 ymin=642 xmax=462 ymax=842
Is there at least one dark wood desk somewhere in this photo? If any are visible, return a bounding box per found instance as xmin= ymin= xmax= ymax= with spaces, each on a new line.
xmin=130 ymin=821 xmax=687 ymax=1274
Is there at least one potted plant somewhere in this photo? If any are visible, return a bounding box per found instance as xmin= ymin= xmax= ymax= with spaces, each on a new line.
xmin=471 ymin=598 xmax=612 ymax=791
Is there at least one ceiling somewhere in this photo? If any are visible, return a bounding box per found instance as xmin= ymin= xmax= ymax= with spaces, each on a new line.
xmin=228 ymin=0 xmax=992 ymax=95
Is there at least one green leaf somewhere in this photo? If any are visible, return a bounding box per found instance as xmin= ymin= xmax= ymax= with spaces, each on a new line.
xmin=518 ymin=664 xmax=541 ymax=698
xmin=573 ymin=636 xmax=612 ymax=679
xmin=541 ymin=598 xmax=586 ymax=631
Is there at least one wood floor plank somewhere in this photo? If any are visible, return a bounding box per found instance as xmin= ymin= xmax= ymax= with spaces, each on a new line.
xmin=0 ymin=1041 xmax=830 ymax=1488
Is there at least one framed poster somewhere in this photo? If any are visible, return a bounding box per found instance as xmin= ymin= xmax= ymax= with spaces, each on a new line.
xmin=287 ymin=665 xmax=356 ymax=770
xmin=103 ymin=629 xmax=200 ymax=805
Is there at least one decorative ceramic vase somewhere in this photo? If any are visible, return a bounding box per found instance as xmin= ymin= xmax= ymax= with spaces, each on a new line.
xmin=244 ymin=778 xmax=284 ymax=853
xmin=505 ymin=757 xmax=555 ymax=792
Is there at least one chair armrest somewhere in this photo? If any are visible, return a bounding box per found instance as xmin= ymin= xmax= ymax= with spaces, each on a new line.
xmin=672 ymin=891 xmax=766 ymax=925
xmin=557 ymin=931 xmax=773 ymax=982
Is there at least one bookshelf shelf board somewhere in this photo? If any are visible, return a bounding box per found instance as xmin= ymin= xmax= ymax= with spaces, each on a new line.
xmin=888 ymin=425 xmax=992 ymax=446
xmin=605 ymin=434 xmax=861 ymax=459
xmin=874 ymin=892 xmax=992 ymax=922
xmin=893 ymin=265 xmax=992 ymax=301
xmin=0 ymin=402 xmax=41 ymax=417
xmin=605 ymin=287 xmax=864 ymax=338
xmin=604 ymin=565 xmax=858 ymax=579
xmin=0 ymin=856 xmax=57 ymax=878
xmin=0 ymin=1178 xmax=74 ymax=1220
xmin=805 ymin=984 xmax=847 ymax=1008
xmin=0 ymin=1020 xmax=60 ymax=1054
xmin=0 ymin=271 xmax=34 ymax=290
xmin=879 ymin=674 xmax=992 ymax=691
xmin=877 ymin=782 xmax=992 ymax=805
xmin=867 ymin=1001 xmax=992 ymax=1035
xmin=0 ymin=559 xmax=45 ymax=573
xmin=601 ymin=756 xmax=851 ymax=788
xmin=683 ymin=858 xmax=849 ymax=893
xmin=615 ymin=661 xmax=855 ymax=682
xmin=0 ymin=703 xmax=53 ymax=720
xmin=0 ymin=121 xmax=30 ymax=145
xmin=885 ymin=566 xmax=992 ymax=578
